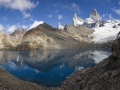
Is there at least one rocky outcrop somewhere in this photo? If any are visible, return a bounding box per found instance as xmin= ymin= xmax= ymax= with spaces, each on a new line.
xmin=16 ymin=23 xmax=93 ymax=50
xmin=72 ymin=13 xmax=84 ymax=26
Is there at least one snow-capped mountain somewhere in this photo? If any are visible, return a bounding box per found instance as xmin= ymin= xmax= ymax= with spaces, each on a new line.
xmin=83 ymin=8 xmax=102 ymax=28
xmin=71 ymin=9 xmax=101 ymax=28
xmin=56 ymin=8 xmax=120 ymax=44
xmin=89 ymin=8 xmax=101 ymax=21
xmin=57 ymin=22 xmax=64 ymax=29
xmin=72 ymin=13 xmax=84 ymax=26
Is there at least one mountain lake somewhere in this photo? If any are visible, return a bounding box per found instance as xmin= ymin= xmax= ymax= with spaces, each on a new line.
xmin=0 ymin=49 xmax=111 ymax=87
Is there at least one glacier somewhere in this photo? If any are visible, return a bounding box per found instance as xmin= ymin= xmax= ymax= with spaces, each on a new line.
xmin=90 ymin=20 xmax=120 ymax=43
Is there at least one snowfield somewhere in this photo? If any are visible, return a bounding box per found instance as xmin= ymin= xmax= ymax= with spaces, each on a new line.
xmin=90 ymin=20 xmax=120 ymax=43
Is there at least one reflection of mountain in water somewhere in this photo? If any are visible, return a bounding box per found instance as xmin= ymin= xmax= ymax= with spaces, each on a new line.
xmin=0 ymin=49 xmax=111 ymax=72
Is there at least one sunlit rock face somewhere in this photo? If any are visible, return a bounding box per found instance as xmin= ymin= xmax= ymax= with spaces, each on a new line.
xmin=72 ymin=13 xmax=84 ymax=26
xmin=0 ymin=31 xmax=15 ymax=49
xmin=10 ymin=29 xmax=27 ymax=45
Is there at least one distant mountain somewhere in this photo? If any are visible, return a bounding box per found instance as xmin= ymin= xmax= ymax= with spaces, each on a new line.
xmin=72 ymin=13 xmax=84 ymax=26
xmin=0 ymin=31 xmax=15 ymax=50
xmin=10 ymin=29 xmax=26 ymax=35
xmin=10 ymin=29 xmax=27 ymax=45
xmin=0 ymin=28 xmax=27 ymax=50
xmin=57 ymin=22 xmax=64 ymax=29
xmin=89 ymin=8 xmax=101 ymax=21
xmin=16 ymin=23 xmax=93 ymax=50
xmin=69 ymin=8 xmax=101 ymax=28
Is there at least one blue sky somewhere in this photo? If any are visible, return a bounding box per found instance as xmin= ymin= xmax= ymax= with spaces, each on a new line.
xmin=0 ymin=0 xmax=120 ymax=33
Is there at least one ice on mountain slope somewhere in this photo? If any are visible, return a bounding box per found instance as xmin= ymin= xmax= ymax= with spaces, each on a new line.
xmin=90 ymin=20 xmax=120 ymax=43
xmin=57 ymin=22 xmax=64 ymax=29
xmin=72 ymin=13 xmax=84 ymax=26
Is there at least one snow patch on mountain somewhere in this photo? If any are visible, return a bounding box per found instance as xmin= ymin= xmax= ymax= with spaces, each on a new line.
xmin=90 ymin=20 xmax=120 ymax=43
xmin=30 ymin=21 xmax=44 ymax=29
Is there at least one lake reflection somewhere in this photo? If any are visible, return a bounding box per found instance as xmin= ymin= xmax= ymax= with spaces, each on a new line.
xmin=0 ymin=49 xmax=111 ymax=87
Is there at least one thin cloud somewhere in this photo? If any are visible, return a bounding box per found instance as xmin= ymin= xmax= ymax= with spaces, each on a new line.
xmin=47 ymin=14 xmax=53 ymax=18
xmin=71 ymin=3 xmax=80 ymax=12
xmin=58 ymin=15 xmax=63 ymax=19
xmin=102 ymin=14 xmax=113 ymax=20
xmin=63 ymin=3 xmax=80 ymax=13
xmin=54 ymin=10 xmax=59 ymax=13
xmin=2 ymin=16 xmax=7 ymax=21
xmin=0 ymin=24 xmax=4 ymax=31
xmin=0 ymin=0 xmax=39 ymax=18
xmin=6 ymin=24 xmax=29 ymax=33
xmin=53 ymin=3 xmax=81 ymax=13
xmin=7 ymin=25 xmax=18 ymax=33
xmin=113 ymin=8 xmax=120 ymax=15
xmin=22 ymin=12 xmax=31 ymax=18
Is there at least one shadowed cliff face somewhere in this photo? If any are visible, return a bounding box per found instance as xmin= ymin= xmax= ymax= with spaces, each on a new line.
xmin=108 ymin=37 xmax=120 ymax=70
xmin=16 ymin=23 xmax=93 ymax=50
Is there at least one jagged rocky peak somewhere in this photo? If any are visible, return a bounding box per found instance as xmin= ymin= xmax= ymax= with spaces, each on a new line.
xmin=10 ymin=28 xmax=27 ymax=36
xmin=57 ymin=22 xmax=64 ymax=30
xmin=72 ymin=13 xmax=84 ymax=26
xmin=89 ymin=8 xmax=101 ymax=21
xmin=73 ymin=13 xmax=77 ymax=19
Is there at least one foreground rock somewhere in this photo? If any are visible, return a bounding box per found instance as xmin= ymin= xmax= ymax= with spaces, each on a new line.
xmin=16 ymin=23 xmax=93 ymax=50
xmin=0 ymin=68 xmax=47 ymax=90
